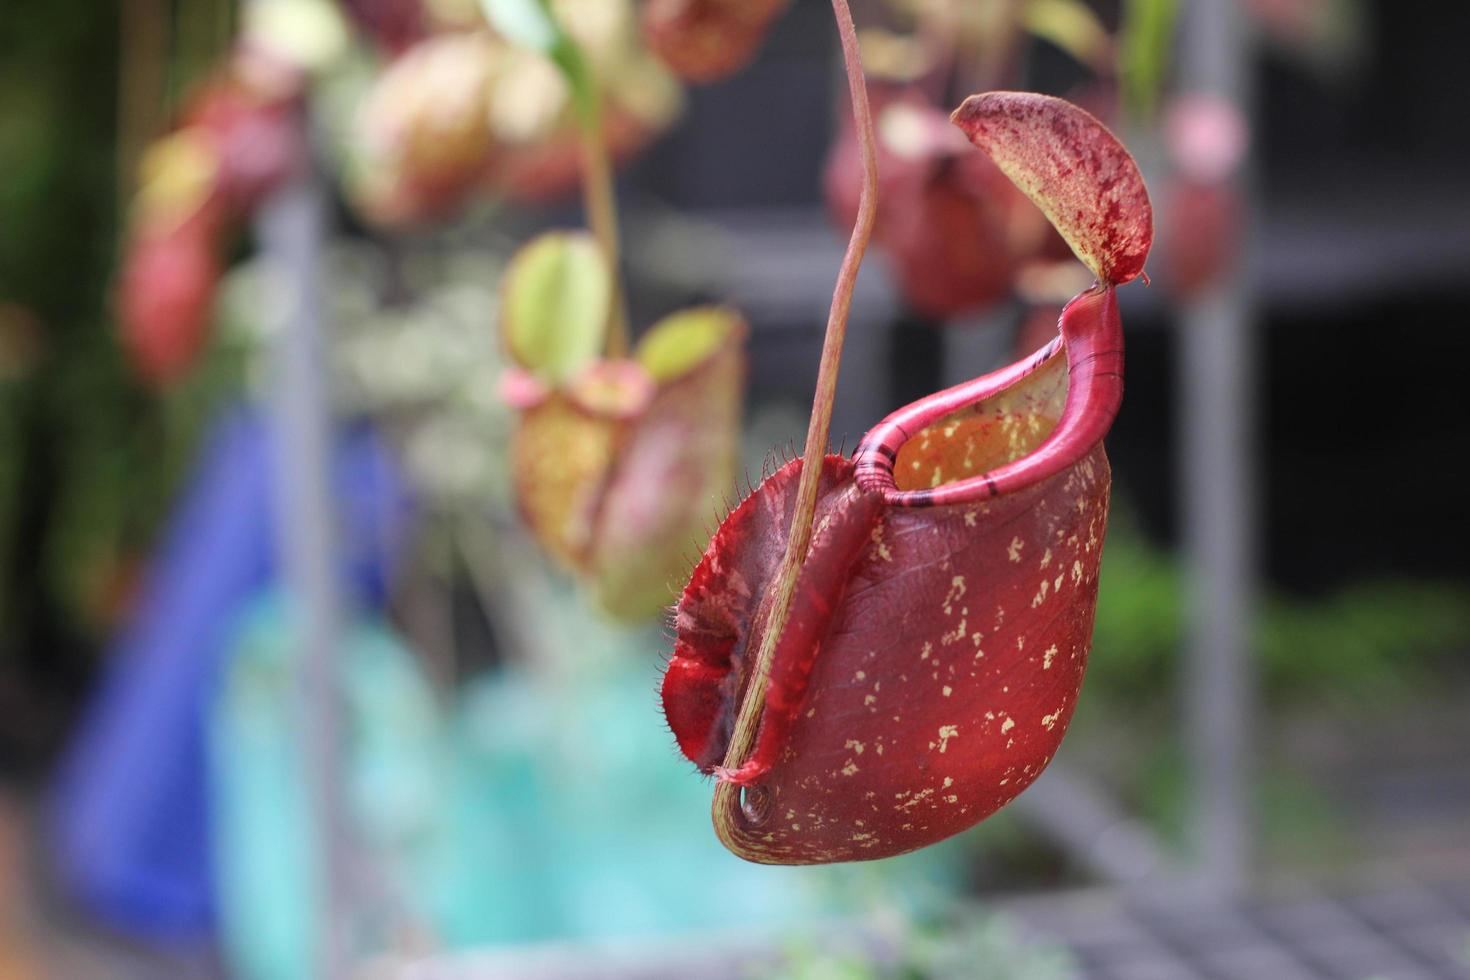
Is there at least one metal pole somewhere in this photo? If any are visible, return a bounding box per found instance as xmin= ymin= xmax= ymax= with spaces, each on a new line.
xmin=260 ymin=172 xmax=351 ymax=978
xmin=1177 ymin=0 xmax=1258 ymax=900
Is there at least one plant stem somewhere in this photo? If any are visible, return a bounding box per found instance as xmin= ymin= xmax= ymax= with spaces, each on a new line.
xmin=490 ymin=1 xmax=631 ymax=353
xmin=715 ymin=0 xmax=878 ymax=784
xmin=571 ymin=74 xmax=632 ymax=358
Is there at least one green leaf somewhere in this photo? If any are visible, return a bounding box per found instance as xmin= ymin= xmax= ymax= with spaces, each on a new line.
xmin=1119 ymin=0 xmax=1179 ymax=120
xmin=634 ymin=306 xmax=745 ymax=383
xmin=500 ymin=232 xmax=611 ymax=383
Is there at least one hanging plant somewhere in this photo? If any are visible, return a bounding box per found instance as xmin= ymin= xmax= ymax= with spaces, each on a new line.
xmin=641 ymin=0 xmax=790 ymax=83
xmin=489 ymin=47 xmax=682 ymax=205
xmin=821 ymin=0 xmax=1126 ymax=324
xmin=482 ymin=0 xmax=747 ymax=621
xmin=118 ymin=197 xmax=224 ymax=385
xmin=498 ymin=233 xmax=746 ymax=620
xmin=661 ymin=0 xmax=1152 ymax=865
xmin=349 ymin=30 xmax=505 ymax=225
xmin=117 ymin=62 xmax=305 ymax=386
xmin=824 ymin=88 xmax=1067 ymax=320
xmin=347 ymin=2 xmax=681 ymax=225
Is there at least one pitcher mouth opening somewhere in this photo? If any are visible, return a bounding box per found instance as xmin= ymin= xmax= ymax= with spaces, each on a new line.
xmin=854 ymin=285 xmax=1124 ymax=509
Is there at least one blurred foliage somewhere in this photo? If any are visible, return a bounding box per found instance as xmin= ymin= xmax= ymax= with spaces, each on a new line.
xmin=765 ymin=914 xmax=1076 ymax=980
xmin=1128 ymin=739 xmax=1353 ymax=864
xmin=1056 ymin=507 xmax=1470 ymax=879
xmin=1118 ymin=0 xmax=1178 ymax=119
xmin=218 ymin=239 xmax=513 ymax=511
xmin=1088 ymin=510 xmax=1470 ymax=708
xmin=0 ymin=0 xmax=210 ymax=670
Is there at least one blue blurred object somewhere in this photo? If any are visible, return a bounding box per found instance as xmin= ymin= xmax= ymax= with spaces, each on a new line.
xmin=49 ymin=405 xmax=412 ymax=940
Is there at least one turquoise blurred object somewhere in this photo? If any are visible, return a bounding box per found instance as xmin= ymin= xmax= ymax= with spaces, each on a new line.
xmin=209 ymin=594 xmax=445 ymax=980
xmin=210 ymin=582 xmax=966 ymax=978
xmin=435 ymin=657 xmax=828 ymax=944
xmin=431 ymin=580 xmax=970 ymax=947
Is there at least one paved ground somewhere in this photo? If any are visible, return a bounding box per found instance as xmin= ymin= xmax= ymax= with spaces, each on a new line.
xmin=1002 ymin=879 xmax=1470 ymax=980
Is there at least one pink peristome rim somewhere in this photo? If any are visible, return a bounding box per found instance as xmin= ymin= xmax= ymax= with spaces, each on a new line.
xmin=854 ymin=284 xmax=1123 ymax=507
